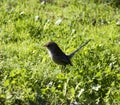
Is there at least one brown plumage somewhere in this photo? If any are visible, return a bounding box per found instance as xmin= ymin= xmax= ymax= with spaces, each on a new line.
xmin=45 ymin=39 xmax=91 ymax=67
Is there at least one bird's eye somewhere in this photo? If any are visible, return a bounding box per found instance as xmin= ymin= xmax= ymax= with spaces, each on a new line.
xmin=47 ymin=44 xmax=50 ymax=47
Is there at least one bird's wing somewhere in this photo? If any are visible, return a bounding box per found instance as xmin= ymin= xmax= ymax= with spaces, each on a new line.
xmin=53 ymin=53 xmax=72 ymax=66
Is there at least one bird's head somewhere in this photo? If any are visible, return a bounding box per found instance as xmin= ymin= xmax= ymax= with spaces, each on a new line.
xmin=44 ymin=42 xmax=59 ymax=52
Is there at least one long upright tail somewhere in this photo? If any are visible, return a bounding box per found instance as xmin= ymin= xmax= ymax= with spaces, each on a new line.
xmin=67 ymin=39 xmax=91 ymax=59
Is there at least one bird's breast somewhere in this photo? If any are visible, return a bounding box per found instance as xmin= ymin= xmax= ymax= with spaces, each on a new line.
xmin=47 ymin=50 xmax=53 ymax=59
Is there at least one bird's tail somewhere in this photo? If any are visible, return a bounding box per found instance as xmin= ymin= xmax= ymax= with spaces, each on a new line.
xmin=67 ymin=39 xmax=91 ymax=59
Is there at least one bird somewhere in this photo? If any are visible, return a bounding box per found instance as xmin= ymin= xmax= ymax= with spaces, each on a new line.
xmin=44 ymin=39 xmax=91 ymax=67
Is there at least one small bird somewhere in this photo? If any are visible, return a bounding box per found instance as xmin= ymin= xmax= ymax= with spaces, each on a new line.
xmin=44 ymin=39 xmax=91 ymax=67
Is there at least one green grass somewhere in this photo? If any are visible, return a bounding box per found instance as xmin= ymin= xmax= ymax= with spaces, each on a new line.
xmin=0 ymin=0 xmax=120 ymax=105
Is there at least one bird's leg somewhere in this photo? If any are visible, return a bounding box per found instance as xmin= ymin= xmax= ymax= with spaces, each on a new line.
xmin=61 ymin=65 xmax=66 ymax=72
